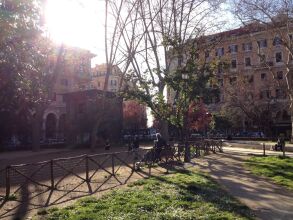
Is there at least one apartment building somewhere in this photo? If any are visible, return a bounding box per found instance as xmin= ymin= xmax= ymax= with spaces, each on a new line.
xmin=169 ymin=24 xmax=292 ymax=137
xmin=91 ymin=64 xmax=123 ymax=92
xmin=208 ymin=25 xmax=291 ymax=136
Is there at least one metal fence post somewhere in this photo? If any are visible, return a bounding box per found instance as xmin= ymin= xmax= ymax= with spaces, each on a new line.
xmin=111 ymin=154 xmax=115 ymax=176
xmin=196 ymin=144 xmax=200 ymax=157
xmin=184 ymin=142 xmax=191 ymax=162
xmin=85 ymin=156 xmax=89 ymax=182
xmin=50 ymin=160 xmax=54 ymax=189
xmin=5 ymin=166 xmax=10 ymax=200
xmin=148 ymin=164 xmax=151 ymax=176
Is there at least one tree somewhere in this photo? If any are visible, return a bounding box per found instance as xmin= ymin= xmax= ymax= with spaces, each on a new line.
xmin=0 ymin=0 xmax=55 ymax=150
xmin=223 ymin=71 xmax=287 ymax=136
xmin=187 ymin=100 xmax=212 ymax=132
xmin=213 ymin=114 xmax=233 ymax=134
xmin=231 ymin=0 xmax=293 ymax=141
xmin=105 ymin=0 xmax=225 ymax=139
xmin=123 ymin=100 xmax=147 ymax=129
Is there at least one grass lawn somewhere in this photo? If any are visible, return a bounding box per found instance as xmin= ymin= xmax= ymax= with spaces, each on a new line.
xmin=43 ymin=169 xmax=254 ymax=220
xmin=246 ymin=156 xmax=293 ymax=191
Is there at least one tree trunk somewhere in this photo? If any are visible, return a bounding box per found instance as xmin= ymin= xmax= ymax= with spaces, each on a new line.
xmin=32 ymin=112 xmax=42 ymax=152
xmin=291 ymin=119 xmax=293 ymax=144
xmin=90 ymin=123 xmax=100 ymax=152
xmin=159 ymin=119 xmax=169 ymax=142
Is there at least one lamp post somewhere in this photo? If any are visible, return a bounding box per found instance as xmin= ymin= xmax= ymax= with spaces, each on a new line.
xmin=182 ymin=71 xmax=190 ymax=162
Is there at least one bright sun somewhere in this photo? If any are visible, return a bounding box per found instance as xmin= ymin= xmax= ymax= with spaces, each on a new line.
xmin=45 ymin=0 xmax=104 ymax=53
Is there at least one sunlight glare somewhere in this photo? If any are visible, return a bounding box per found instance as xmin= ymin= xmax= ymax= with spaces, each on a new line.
xmin=45 ymin=0 xmax=104 ymax=54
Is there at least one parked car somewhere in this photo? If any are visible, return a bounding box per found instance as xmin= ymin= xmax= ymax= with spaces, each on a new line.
xmin=190 ymin=133 xmax=203 ymax=139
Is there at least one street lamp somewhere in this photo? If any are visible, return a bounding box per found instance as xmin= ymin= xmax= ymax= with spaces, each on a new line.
xmin=182 ymin=71 xmax=190 ymax=162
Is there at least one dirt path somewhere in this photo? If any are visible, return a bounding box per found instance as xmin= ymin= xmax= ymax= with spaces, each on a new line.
xmin=0 ymin=146 xmax=168 ymax=220
xmin=194 ymin=150 xmax=293 ymax=220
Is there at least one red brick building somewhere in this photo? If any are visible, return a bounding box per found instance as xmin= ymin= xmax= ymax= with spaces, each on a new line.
xmin=63 ymin=89 xmax=123 ymax=145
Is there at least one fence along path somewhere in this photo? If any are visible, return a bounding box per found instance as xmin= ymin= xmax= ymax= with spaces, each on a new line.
xmin=0 ymin=148 xmax=180 ymax=219
xmin=0 ymin=141 xmax=222 ymax=219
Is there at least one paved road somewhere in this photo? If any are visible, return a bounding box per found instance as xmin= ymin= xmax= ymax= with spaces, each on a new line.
xmin=194 ymin=147 xmax=293 ymax=220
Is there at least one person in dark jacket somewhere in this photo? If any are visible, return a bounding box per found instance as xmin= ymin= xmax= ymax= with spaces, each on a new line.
xmin=133 ymin=135 xmax=140 ymax=149
xmin=154 ymin=133 xmax=167 ymax=149
xmin=154 ymin=133 xmax=167 ymax=162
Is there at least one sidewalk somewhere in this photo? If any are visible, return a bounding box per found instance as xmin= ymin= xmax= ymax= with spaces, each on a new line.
xmin=193 ymin=148 xmax=293 ymax=220
xmin=225 ymin=140 xmax=293 ymax=152
xmin=222 ymin=146 xmax=293 ymax=157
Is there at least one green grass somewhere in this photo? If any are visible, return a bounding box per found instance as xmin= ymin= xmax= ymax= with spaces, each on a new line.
xmin=246 ymin=156 xmax=293 ymax=191
xmin=44 ymin=169 xmax=253 ymax=220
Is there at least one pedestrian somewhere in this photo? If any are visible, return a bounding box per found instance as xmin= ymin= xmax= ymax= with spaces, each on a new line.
xmin=154 ymin=133 xmax=167 ymax=149
xmin=154 ymin=133 xmax=167 ymax=162
xmin=133 ymin=135 xmax=140 ymax=149
xmin=105 ymin=138 xmax=111 ymax=151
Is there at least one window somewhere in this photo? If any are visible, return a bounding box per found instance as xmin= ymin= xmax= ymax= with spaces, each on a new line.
xmin=97 ymin=81 xmax=101 ymax=87
xmin=259 ymin=54 xmax=266 ymax=64
xmin=276 ymin=89 xmax=286 ymax=99
xmin=215 ymin=48 xmax=224 ymax=57
xmin=229 ymin=77 xmax=237 ymax=84
xmin=61 ymin=79 xmax=68 ymax=86
xmin=228 ymin=44 xmax=238 ymax=53
xmin=260 ymin=90 xmax=270 ymax=99
xmin=220 ymin=94 xmax=225 ymax=102
xmin=245 ymin=57 xmax=251 ymax=67
xmin=231 ymin=59 xmax=237 ymax=69
xmin=273 ymin=36 xmax=282 ymax=46
xmin=205 ymin=51 xmax=210 ymax=58
xmin=78 ymin=103 xmax=85 ymax=114
xmin=242 ymin=42 xmax=253 ymax=51
xmin=282 ymin=110 xmax=290 ymax=121
xmin=52 ymin=92 xmax=56 ymax=101
xmin=245 ymin=92 xmax=254 ymax=101
xmin=217 ymin=64 xmax=224 ymax=74
xmin=79 ymin=64 xmax=85 ymax=74
xmin=257 ymin=39 xmax=267 ymax=48
xmin=248 ymin=93 xmax=254 ymax=101
xmin=261 ymin=73 xmax=266 ymax=80
xmin=276 ymin=71 xmax=283 ymax=79
xmin=244 ymin=75 xmax=254 ymax=83
xmin=111 ymin=79 xmax=117 ymax=86
xmin=275 ymin=52 xmax=282 ymax=63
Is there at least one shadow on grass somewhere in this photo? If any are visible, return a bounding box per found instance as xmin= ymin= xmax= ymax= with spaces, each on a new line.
xmin=151 ymin=168 xmax=254 ymax=219
xmin=46 ymin=167 xmax=254 ymax=220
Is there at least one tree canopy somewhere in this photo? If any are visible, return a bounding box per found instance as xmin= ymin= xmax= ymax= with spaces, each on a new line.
xmin=0 ymin=0 xmax=52 ymax=144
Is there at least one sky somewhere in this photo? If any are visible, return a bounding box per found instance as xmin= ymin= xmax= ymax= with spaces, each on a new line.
xmin=45 ymin=0 xmax=106 ymax=65
xmin=45 ymin=0 xmax=237 ymax=66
